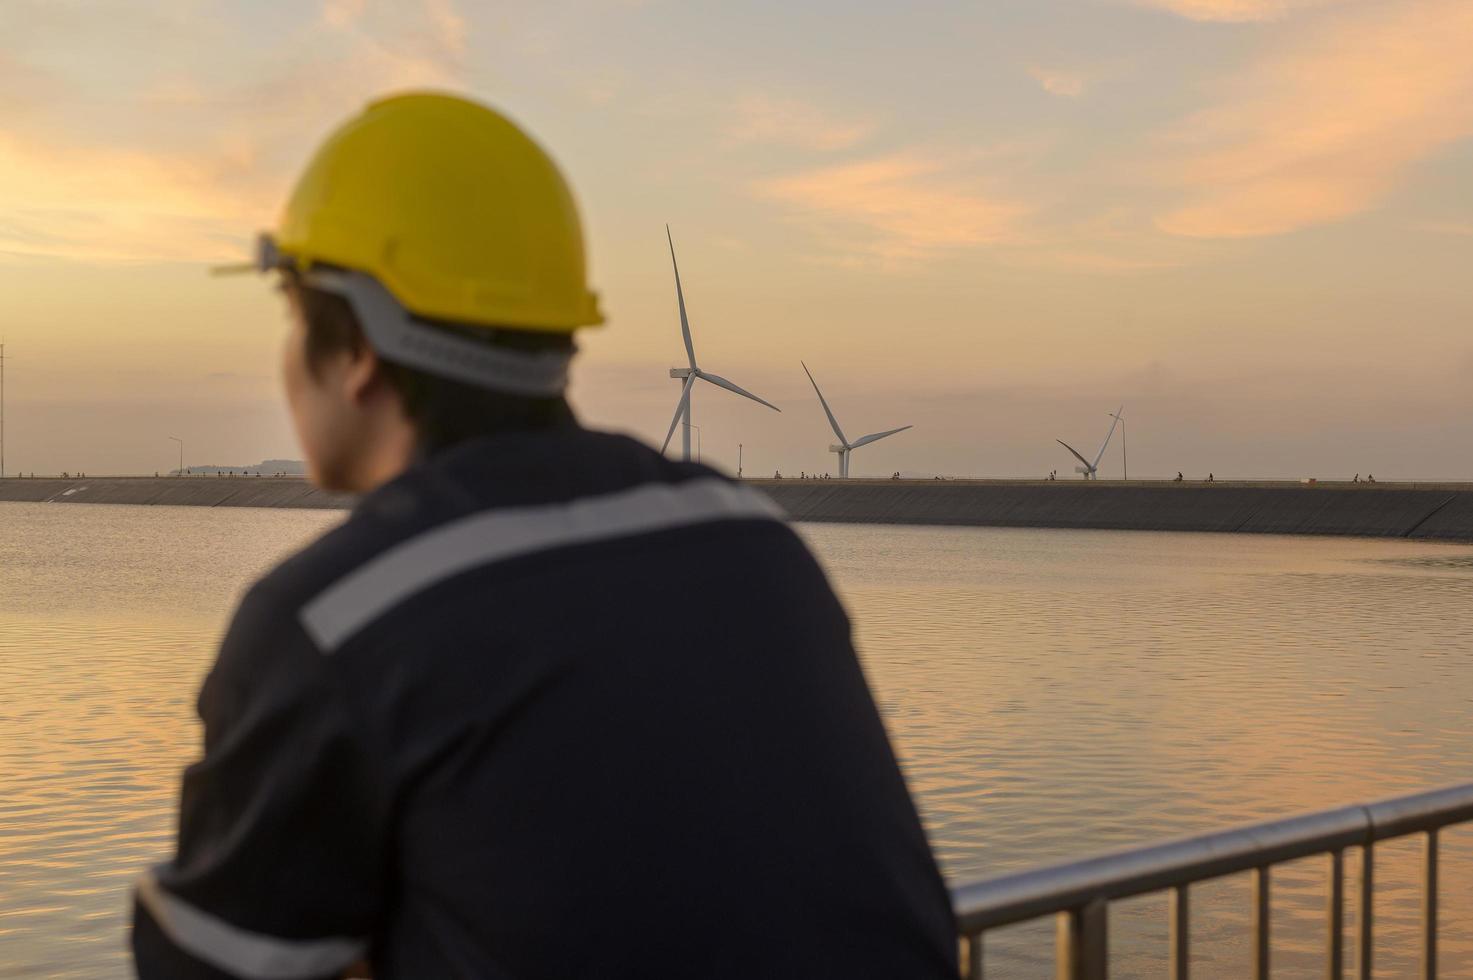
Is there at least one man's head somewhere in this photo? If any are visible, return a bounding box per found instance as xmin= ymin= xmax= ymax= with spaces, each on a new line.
xmin=279 ymin=274 xmax=577 ymax=492
xmin=249 ymin=92 xmax=602 ymax=492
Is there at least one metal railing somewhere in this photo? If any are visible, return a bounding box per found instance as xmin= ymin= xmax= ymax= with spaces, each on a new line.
xmin=951 ymin=781 xmax=1473 ymax=978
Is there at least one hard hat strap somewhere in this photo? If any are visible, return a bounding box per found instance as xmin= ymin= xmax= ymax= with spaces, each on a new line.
xmin=303 ymin=269 xmax=572 ymax=398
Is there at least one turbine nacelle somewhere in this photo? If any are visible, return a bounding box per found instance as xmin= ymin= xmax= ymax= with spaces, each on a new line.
xmin=829 ymin=444 xmax=846 ymax=455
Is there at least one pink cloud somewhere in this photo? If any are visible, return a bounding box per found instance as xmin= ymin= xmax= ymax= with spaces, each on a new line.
xmin=725 ymin=95 xmax=876 ymax=152
xmin=754 ymin=153 xmax=1031 ymax=262
xmin=1157 ymin=0 xmax=1473 ymax=237
xmin=1129 ymin=0 xmax=1346 ymax=23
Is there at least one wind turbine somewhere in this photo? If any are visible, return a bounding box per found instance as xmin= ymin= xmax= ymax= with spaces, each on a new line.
xmin=802 ymin=361 xmax=912 ymax=478
xmin=661 ymin=227 xmax=779 ymax=461
xmin=1057 ymin=405 xmax=1123 ymax=480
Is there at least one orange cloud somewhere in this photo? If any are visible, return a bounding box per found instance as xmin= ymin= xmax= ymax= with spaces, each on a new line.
xmin=725 ymin=95 xmax=876 ymax=151
xmin=755 ymin=153 xmax=1031 ymax=262
xmin=0 ymin=135 xmax=270 ymax=263
xmin=1129 ymin=0 xmax=1345 ymax=22
xmin=0 ymin=2 xmax=466 ymax=265
xmin=1157 ymin=0 xmax=1473 ymax=237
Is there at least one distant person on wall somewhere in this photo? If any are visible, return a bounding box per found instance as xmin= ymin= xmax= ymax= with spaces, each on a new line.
xmin=131 ymin=94 xmax=956 ymax=980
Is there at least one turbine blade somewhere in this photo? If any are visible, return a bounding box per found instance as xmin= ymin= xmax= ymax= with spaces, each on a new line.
xmin=800 ymin=361 xmax=848 ymax=446
xmin=660 ymin=375 xmax=698 ymax=454
xmin=697 ymin=371 xmax=781 ymax=412
xmin=1057 ymin=439 xmax=1092 ymax=470
xmin=667 ymin=226 xmax=696 ymax=371
xmin=850 ymin=425 xmax=913 ymax=448
xmin=1092 ymin=410 xmax=1122 ymax=468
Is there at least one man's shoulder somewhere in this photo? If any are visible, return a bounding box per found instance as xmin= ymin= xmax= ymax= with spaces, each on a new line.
xmin=239 ymin=429 xmax=777 ymax=646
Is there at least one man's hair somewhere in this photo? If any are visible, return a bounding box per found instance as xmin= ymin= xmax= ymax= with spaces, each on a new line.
xmin=288 ymin=275 xmax=576 ymax=450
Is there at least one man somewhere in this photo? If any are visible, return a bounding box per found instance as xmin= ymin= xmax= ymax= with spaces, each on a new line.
xmin=132 ymin=93 xmax=956 ymax=978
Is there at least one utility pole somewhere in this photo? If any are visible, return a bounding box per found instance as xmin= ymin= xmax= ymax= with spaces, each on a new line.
xmin=169 ymin=436 xmax=183 ymax=477
xmin=738 ymin=443 xmax=743 ymax=479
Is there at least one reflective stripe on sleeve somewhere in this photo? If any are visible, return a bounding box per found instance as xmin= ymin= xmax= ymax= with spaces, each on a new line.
xmin=300 ymin=477 xmax=786 ymax=653
xmin=135 ymin=870 xmax=366 ymax=979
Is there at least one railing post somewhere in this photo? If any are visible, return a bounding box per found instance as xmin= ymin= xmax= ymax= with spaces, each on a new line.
xmin=1327 ymin=850 xmax=1344 ymax=980
xmin=1056 ymin=899 xmax=1108 ymax=980
xmin=1170 ymin=885 xmax=1190 ymax=980
xmin=963 ymin=932 xmax=984 ymax=980
xmin=1253 ymin=867 xmax=1271 ymax=979
xmin=1422 ymin=830 xmax=1438 ymax=980
xmin=1358 ymin=844 xmax=1373 ymax=979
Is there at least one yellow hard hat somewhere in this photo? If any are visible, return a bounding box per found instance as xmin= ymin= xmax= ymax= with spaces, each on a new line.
xmin=272 ymin=91 xmax=602 ymax=333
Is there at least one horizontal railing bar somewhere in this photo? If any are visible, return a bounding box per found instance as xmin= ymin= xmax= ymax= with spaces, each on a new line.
xmin=953 ymin=780 xmax=1473 ymax=935
xmin=953 ymin=806 xmax=1365 ymax=933
xmin=1365 ymin=782 xmax=1473 ymax=841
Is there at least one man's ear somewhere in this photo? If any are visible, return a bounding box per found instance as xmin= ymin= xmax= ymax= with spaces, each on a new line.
xmin=344 ymin=343 xmax=388 ymax=406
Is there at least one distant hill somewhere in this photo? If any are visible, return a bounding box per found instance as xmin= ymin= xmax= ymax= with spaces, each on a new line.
xmin=170 ymin=459 xmax=306 ymax=476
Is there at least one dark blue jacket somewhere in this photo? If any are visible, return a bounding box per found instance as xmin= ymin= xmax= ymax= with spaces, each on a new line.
xmin=133 ymin=428 xmax=956 ymax=978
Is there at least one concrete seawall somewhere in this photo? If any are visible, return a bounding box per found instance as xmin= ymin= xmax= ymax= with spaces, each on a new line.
xmin=5 ymin=476 xmax=1473 ymax=542
xmin=753 ymin=480 xmax=1473 ymax=542
xmin=0 ymin=477 xmax=352 ymax=510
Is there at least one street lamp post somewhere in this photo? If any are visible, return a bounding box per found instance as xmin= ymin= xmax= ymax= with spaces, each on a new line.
xmin=168 ymin=436 xmax=184 ymax=477
xmin=1108 ymin=411 xmax=1127 ymax=481
xmin=684 ymin=424 xmax=702 ymax=464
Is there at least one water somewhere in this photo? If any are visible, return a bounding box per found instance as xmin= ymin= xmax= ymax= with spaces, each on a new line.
xmin=4 ymin=503 xmax=1473 ymax=976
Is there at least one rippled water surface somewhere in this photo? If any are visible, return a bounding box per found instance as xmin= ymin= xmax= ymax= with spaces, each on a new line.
xmin=4 ymin=503 xmax=1473 ymax=977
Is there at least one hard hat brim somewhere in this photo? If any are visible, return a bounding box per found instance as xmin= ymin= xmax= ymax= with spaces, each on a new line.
xmin=303 ymin=269 xmax=573 ymax=397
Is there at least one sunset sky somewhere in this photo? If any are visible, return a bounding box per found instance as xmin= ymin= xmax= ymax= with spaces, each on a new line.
xmin=2 ymin=0 xmax=1471 ymax=479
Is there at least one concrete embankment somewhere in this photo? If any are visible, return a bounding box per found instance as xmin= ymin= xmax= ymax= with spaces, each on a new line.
xmin=6 ymin=476 xmax=1473 ymax=542
xmin=753 ymin=479 xmax=1473 ymax=542
xmin=0 ymin=477 xmax=351 ymax=510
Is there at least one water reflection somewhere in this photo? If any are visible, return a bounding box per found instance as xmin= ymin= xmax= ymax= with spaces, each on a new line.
xmin=801 ymin=523 xmax=1473 ymax=976
xmin=0 ymin=504 xmax=340 ymax=978
xmin=2 ymin=506 xmax=1472 ymax=976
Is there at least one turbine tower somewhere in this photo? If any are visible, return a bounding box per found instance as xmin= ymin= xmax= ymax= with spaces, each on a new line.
xmin=1057 ymin=404 xmax=1123 ymax=480
xmin=802 ymin=361 xmax=912 ymax=478
xmin=661 ymin=227 xmax=779 ymax=461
